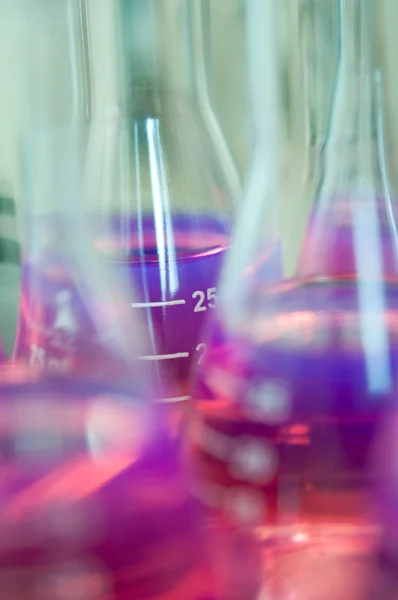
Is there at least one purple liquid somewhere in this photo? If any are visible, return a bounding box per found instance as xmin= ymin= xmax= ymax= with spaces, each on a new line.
xmin=189 ymin=276 xmax=398 ymax=596
xmin=298 ymin=193 xmax=398 ymax=278
xmin=13 ymin=214 xmax=230 ymax=398
xmin=0 ymin=364 xmax=220 ymax=599
xmin=97 ymin=214 xmax=230 ymax=396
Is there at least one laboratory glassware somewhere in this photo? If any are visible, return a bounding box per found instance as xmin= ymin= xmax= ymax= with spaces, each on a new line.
xmin=283 ymin=0 xmax=339 ymax=278
xmin=85 ymin=0 xmax=240 ymax=401
xmin=12 ymin=0 xmax=92 ymax=369
xmin=188 ymin=0 xmax=398 ymax=597
xmin=1 ymin=124 xmax=220 ymax=600
xmin=299 ymin=0 xmax=339 ymax=153
xmin=23 ymin=0 xmax=91 ymax=128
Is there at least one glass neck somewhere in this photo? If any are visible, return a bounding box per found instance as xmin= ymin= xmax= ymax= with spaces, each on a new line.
xmin=116 ymin=0 xmax=211 ymax=116
xmin=320 ymin=0 xmax=375 ymax=194
xmin=25 ymin=0 xmax=91 ymax=126
xmin=21 ymin=128 xmax=86 ymax=224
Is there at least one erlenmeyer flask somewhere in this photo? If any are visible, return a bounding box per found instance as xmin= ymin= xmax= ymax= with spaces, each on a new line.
xmin=188 ymin=0 xmax=398 ymax=597
xmin=1 ymin=121 xmax=222 ymax=598
xmin=13 ymin=127 xmax=132 ymax=378
xmin=12 ymin=0 xmax=93 ymax=369
xmin=85 ymin=0 xmax=240 ymax=401
xmin=298 ymin=0 xmax=398 ymax=279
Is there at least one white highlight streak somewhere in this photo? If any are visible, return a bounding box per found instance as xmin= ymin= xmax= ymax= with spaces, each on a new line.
xmin=137 ymin=352 xmax=190 ymax=361
xmin=157 ymin=396 xmax=191 ymax=404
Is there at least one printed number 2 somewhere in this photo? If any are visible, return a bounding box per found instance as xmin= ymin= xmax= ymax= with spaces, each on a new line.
xmin=196 ymin=343 xmax=207 ymax=365
xmin=192 ymin=288 xmax=217 ymax=312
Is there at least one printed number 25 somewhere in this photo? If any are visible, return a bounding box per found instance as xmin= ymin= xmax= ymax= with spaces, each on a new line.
xmin=192 ymin=288 xmax=217 ymax=312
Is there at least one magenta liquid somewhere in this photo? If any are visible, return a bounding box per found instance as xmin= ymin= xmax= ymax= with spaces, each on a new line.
xmin=98 ymin=214 xmax=230 ymax=395
xmin=298 ymin=193 xmax=398 ymax=278
xmin=14 ymin=213 xmax=230 ymax=388
xmin=365 ymin=413 xmax=398 ymax=599
xmin=0 ymin=365 xmax=221 ymax=600
xmin=189 ymin=276 xmax=398 ymax=584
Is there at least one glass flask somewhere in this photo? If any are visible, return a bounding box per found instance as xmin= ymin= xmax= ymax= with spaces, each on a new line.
xmin=85 ymin=0 xmax=240 ymax=401
xmin=0 ymin=122 xmax=222 ymax=599
xmin=188 ymin=0 xmax=398 ymax=597
xmin=12 ymin=0 xmax=92 ymax=369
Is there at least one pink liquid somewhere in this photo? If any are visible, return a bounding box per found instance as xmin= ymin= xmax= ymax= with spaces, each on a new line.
xmin=0 ymin=364 xmax=220 ymax=600
xmin=188 ymin=276 xmax=398 ymax=596
xmin=298 ymin=193 xmax=398 ymax=278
